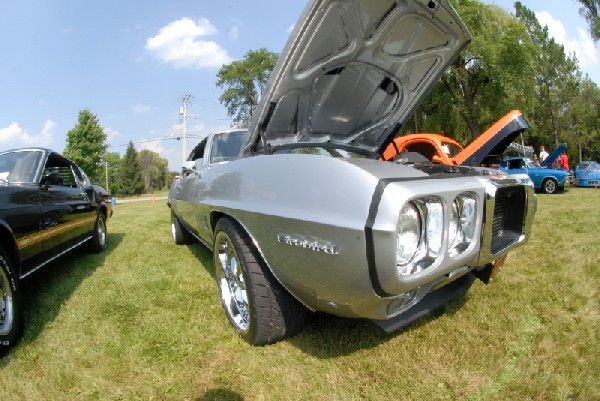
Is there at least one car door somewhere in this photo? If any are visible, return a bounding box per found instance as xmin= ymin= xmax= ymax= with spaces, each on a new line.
xmin=38 ymin=153 xmax=96 ymax=256
xmin=0 ymin=149 xmax=45 ymax=275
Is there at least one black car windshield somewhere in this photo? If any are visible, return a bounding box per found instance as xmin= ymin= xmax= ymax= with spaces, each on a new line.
xmin=0 ymin=150 xmax=43 ymax=183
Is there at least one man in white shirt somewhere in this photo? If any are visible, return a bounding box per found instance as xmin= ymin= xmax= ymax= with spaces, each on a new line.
xmin=539 ymin=145 xmax=549 ymax=162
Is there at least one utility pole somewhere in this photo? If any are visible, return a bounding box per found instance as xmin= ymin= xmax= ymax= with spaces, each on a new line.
xmin=105 ymin=161 xmax=109 ymax=193
xmin=180 ymin=94 xmax=192 ymax=162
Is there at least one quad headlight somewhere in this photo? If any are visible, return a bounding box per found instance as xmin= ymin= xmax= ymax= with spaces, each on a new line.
xmin=396 ymin=192 xmax=477 ymax=276
xmin=396 ymin=202 xmax=421 ymax=265
xmin=448 ymin=193 xmax=476 ymax=256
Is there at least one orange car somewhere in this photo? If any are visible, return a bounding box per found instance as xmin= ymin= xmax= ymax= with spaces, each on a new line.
xmin=382 ymin=110 xmax=529 ymax=166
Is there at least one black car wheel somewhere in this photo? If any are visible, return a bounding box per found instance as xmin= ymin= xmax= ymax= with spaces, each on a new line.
xmin=213 ymin=218 xmax=307 ymax=345
xmin=0 ymin=246 xmax=23 ymax=355
xmin=542 ymin=178 xmax=558 ymax=194
xmin=171 ymin=210 xmax=193 ymax=245
xmin=89 ymin=212 xmax=108 ymax=253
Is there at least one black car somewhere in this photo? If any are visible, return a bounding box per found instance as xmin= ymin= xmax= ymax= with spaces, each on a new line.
xmin=0 ymin=148 xmax=112 ymax=354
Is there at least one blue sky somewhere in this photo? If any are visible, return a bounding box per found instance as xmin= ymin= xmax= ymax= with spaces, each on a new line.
xmin=1 ymin=0 xmax=598 ymax=174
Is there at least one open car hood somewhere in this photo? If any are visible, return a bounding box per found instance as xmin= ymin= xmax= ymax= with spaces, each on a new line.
xmin=243 ymin=0 xmax=472 ymax=157
xmin=540 ymin=143 xmax=567 ymax=168
xmin=453 ymin=110 xmax=530 ymax=166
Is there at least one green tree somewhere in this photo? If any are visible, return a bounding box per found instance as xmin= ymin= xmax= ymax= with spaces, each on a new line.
xmin=116 ymin=141 xmax=144 ymax=196
xmin=578 ymin=0 xmax=600 ymax=41
xmin=515 ymin=2 xmax=580 ymax=149
xmin=64 ymin=109 xmax=107 ymax=182
xmin=409 ymin=0 xmax=536 ymax=141
xmin=563 ymin=77 xmax=600 ymax=162
xmin=216 ymin=48 xmax=279 ymax=127
xmin=104 ymin=152 xmax=121 ymax=195
xmin=137 ymin=149 xmax=170 ymax=192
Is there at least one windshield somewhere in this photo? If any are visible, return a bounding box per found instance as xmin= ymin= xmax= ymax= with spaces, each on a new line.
xmin=579 ymin=161 xmax=600 ymax=170
xmin=525 ymin=159 xmax=540 ymax=168
xmin=0 ymin=150 xmax=44 ymax=183
xmin=441 ymin=141 xmax=463 ymax=157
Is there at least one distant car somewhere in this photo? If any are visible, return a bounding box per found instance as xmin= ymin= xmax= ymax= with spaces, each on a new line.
xmin=499 ymin=144 xmax=570 ymax=194
xmin=0 ymin=148 xmax=112 ymax=354
xmin=382 ymin=110 xmax=531 ymax=167
xmin=574 ymin=161 xmax=600 ymax=187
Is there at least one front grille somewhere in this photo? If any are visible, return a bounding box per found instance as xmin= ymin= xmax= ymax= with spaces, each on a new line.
xmin=490 ymin=186 xmax=526 ymax=254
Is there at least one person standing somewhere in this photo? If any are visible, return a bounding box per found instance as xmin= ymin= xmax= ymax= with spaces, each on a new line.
xmin=539 ymin=145 xmax=549 ymax=162
xmin=560 ymin=151 xmax=569 ymax=170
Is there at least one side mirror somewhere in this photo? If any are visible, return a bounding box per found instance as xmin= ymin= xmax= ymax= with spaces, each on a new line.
xmin=181 ymin=160 xmax=196 ymax=175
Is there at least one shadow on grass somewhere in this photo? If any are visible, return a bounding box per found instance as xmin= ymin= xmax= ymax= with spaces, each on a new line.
xmin=18 ymin=233 xmax=125 ymax=346
xmin=194 ymin=388 xmax=244 ymax=401
xmin=290 ymin=287 xmax=472 ymax=358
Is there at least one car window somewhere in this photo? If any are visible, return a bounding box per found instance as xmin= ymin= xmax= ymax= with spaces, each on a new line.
xmin=0 ymin=150 xmax=43 ymax=183
xmin=42 ymin=154 xmax=79 ymax=187
xmin=210 ymin=131 xmax=245 ymax=164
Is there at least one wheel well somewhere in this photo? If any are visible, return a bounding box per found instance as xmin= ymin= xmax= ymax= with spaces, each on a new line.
xmin=0 ymin=223 xmax=20 ymax=277
xmin=209 ymin=210 xmax=315 ymax=312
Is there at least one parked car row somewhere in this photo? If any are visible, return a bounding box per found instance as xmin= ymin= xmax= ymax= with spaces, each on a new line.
xmin=1 ymin=148 xmax=112 ymax=354
xmin=3 ymin=0 xmax=543 ymax=352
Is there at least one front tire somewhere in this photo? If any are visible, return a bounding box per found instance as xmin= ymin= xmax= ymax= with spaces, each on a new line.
xmin=542 ymin=178 xmax=558 ymax=194
xmin=1 ymin=246 xmax=23 ymax=355
xmin=213 ymin=218 xmax=307 ymax=345
xmin=89 ymin=212 xmax=108 ymax=253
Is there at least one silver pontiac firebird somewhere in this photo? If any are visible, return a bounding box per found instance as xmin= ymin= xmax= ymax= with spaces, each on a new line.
xmin=168 ymin=0 xmax=537 ymax=345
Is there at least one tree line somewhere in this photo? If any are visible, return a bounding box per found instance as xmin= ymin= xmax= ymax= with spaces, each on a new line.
xmin=216 ymin=0 xmax=600 ymax=162
xmin=64 ymin=109 xmax=171 ymax=197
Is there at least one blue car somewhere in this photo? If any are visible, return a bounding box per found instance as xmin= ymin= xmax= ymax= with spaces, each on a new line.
xmin=499 ymin=144 xmax=570 ymax=194
xmin=575 ymin=161 xmax=600 ymax=187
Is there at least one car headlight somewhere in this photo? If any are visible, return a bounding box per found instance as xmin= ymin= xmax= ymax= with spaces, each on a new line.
xmin=396 ymin=202 xmax=421 ymax=266
xmin=425 ymin=199 xmax=443 ymax=257
xmin=449 ymin=192 xmax=476 ymax=256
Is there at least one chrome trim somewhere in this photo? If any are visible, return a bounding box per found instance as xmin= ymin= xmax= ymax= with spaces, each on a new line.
xmin=19 ymin=236 xmax=93 ymax=279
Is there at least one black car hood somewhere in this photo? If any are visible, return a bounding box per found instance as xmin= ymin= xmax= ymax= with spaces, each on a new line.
xmin=243 ymin=0 xmax=472 ymax=157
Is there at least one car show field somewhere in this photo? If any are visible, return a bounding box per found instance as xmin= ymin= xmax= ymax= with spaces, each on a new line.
xmin=0 ymin=186 xmax=598 ymax=400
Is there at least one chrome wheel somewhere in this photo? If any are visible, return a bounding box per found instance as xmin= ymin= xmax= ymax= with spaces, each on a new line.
xmin=215 ymin=231 xmax=249 ymax=332
xmin=0 ymin=265 xmax=14 ymax=336
xmin=97 ymin=216 xmax=107 ymax=247
xmin=543 ymin=179 xmax=557 ymax=194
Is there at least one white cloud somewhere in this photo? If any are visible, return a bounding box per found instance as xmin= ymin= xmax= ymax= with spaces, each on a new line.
xmin=104 ymin=127 xmax=120 ymax=143
xmin=132 ymin=103 xmax=151 ymax=114
xmin=536 ymin=11 xmax=598 ymax=68
xmin=146 ymin=17 xmax=233 ymax=69
xmin=0 ymin=120 xmax=57 ymax=149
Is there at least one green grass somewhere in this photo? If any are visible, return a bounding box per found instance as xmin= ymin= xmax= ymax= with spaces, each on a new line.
xmin=1 ymin=186 xmax=599 ymax=400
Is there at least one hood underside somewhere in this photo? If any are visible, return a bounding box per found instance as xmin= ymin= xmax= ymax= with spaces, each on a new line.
xmin=243 ymin=0 xmax=472 ymax=157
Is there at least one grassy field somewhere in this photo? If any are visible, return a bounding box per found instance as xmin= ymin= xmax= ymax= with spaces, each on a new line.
xmin=1 ymin=186 xmax=599 ymax=400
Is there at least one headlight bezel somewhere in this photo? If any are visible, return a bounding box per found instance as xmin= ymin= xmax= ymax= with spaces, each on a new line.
xmin=395 ymin=192 xmax=478 ymax=277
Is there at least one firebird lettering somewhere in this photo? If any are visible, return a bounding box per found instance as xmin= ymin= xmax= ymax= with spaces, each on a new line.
xmin=276 ymin=233 xmax=338 ymax=255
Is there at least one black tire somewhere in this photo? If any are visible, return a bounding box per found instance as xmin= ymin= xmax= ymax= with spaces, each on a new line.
xmin=171 ymin=210 xmax=193 ymax=245
xmin=542 ymin=178 xmax=558 ymax=194
xmin=1 ymin=245 xmax=23 ymax=355
xmin=213 ymin=218 xmax=307 ymax=345
xmin=89 ymin=212 xmax=108 ymax=253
